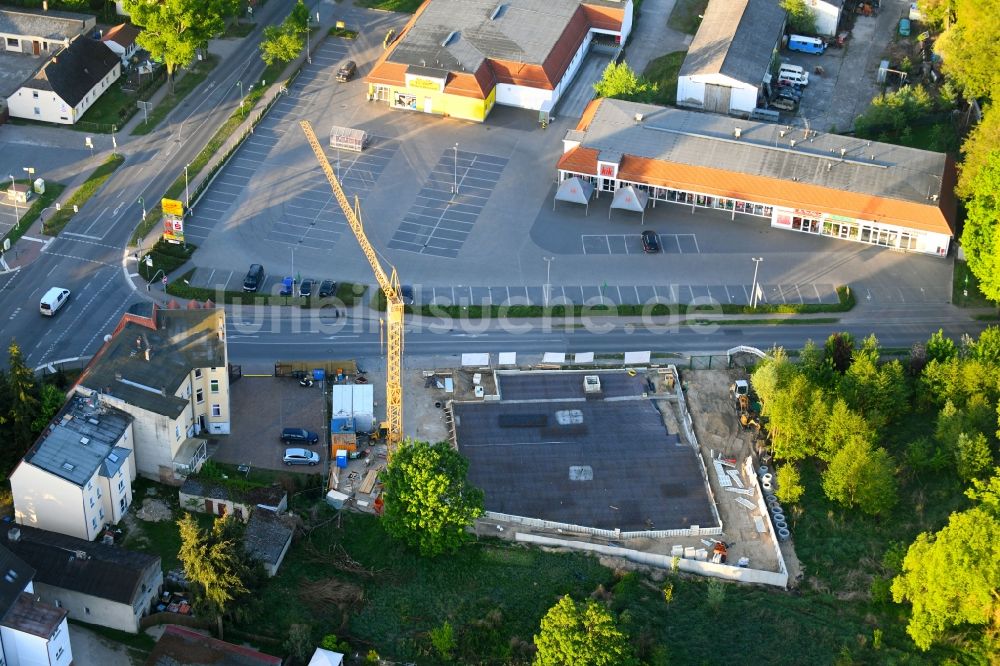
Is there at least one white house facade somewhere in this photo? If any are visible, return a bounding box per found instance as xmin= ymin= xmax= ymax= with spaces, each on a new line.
xmin=0 ymin=7 xmax=93 ymax=57
xmin=0 ymin=544 xmax=73 ymax=666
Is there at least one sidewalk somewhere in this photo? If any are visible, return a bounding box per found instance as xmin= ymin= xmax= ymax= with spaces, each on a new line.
xmin=623 ymin=0 xmax=691 ymax=74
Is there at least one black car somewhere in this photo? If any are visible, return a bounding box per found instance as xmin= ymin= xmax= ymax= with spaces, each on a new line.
xmin=336 ymin=60 xmax=357 ymax=82
xmin=318 ymin=280 xmax=336 ymax=298
xmin=299 ymin=279 xmax=314 ymax=297
xmin=400 ymin=285 xmax=414 ymax=305
xmin=243 ymin=264 xmax=265 ymax=292
xmin=280 ymin=428 xmax=320 ymax=444
xmin=641 ymin=230 xmax=660 ymax=253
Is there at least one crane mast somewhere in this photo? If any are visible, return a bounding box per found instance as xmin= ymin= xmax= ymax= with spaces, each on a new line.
xmin=299 ymin=121 xmax=404 ymax=455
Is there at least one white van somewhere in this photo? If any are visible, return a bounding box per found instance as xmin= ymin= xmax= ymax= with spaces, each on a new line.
xmin=40 ymin=287 xmax=71 ymax=316
xmin=778 ymin=64 xmax=810 ymax=86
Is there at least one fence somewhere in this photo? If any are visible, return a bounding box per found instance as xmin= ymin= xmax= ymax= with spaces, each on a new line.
xmin=139 ymin=612 xmax=213 ymax=631
xmin=516 ymin=533 xmax=788 ymax=588
xmin=486 ymin=511 xmax=722 ymax=540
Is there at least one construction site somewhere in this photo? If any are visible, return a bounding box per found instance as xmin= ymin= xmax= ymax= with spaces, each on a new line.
xmin=297 ymin=119 xmax=793 ymax=588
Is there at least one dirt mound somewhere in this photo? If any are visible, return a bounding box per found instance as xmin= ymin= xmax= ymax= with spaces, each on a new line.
xmin=136 ymin=498 xmax=174 ymax=522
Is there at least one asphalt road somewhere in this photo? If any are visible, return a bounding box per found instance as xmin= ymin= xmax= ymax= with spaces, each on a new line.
xmin=0 ymin=0 xmax=295 ymax=370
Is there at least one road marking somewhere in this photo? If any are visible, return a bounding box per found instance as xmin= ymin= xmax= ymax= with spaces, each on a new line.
xmin=40 ymin=251 xmax=115 ymax=267
xmin=62 ymin=232 xmax=103 ymax=240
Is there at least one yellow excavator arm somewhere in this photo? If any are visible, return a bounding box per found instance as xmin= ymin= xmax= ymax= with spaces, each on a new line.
xmin=299 ymin=121 xmax=404 ymax=455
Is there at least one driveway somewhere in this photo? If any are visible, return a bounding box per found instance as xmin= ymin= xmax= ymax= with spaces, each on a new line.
xmin=623 ymin=0 xmax=691 ymax=75
xmin=69 ymin=623 xmax=146 ymax=666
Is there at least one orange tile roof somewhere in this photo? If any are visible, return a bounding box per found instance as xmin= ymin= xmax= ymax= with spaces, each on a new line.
xmin=556 ymin=147 xmax=954 ymax=235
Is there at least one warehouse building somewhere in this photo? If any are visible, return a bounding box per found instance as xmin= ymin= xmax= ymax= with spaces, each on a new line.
xmin=366 ymin=0 xmax=633 ymax=122
xmin=556 ymin=98 xmax=956 ymax=256
xmin=675 ymin=0 xmax=786 ymax=116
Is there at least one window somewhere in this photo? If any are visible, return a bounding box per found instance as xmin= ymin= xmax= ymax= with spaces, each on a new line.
xmin=120 ymin=497 xmax=126 ymax=511
xmin=32 ymin=91 xmax=38 ymax=99
xmin=194 ymin=369 xmax=202 ymax=379
xmin=56 ymin=646 xmax=65 ymax=660
xmin=210 ymin=379 xmax=219 ymax=393
xmin=33 ymin=106 xmax=40 ymax=115
xmin=211 ymin=404 xmax=221 ymax=417
xmin=97 ymin=488 xmax=102 ymax=498
xmin=175 ymin=425 xmax=180 ymax=440
xmin=196 ymin=388 xmax=204 ymax=404
xmin=6 ymin=38 xmax=17 ymax=48
xmin=118 ymin=479 xmax=125 ymax=491
xmin=87 ymin=481 xmax=93 ymax=490
xmin=91 ymin=517 xmax=98 ymax=529
xmin=89 ymin=497 xmax=95 ymax=508
xmin=52 ymin=625 xmax=61 ymax=639
xmin=98 ymin=508 xmax=104 ymax=520
xmin=85 ymin=607 xmax=91 ymax=615
xmin=54 ymin=599 xmax=62 ymax=608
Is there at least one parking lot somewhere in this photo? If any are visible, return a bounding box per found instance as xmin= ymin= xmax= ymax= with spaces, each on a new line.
xmin=182 ymin=0 xmax=953 ymax=310
xmin=212 ymin=376 xmax=327 ymax=473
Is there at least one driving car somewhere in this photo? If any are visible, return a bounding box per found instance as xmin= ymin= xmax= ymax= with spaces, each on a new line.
xmin=336 ymin=60 xmax=357 ymax=82
xmin=299 ymin=279 xmax=313 ymax=297
xmin=641 ymin=230 xmax=660 ymax=253
xmin=283 ymin=448 xmax=320 ymax=466
xmin=280 ymin=427 xmax=320 ymax=444
xmin=318 ymin=280 xmax=336 ymax=298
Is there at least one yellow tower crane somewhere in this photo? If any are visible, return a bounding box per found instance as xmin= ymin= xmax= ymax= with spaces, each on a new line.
xmin=299 ymin=121 xmax=404 ymax=455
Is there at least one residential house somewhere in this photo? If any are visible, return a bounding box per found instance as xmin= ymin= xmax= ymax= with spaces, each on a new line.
xmin=6 ymin=35 xmax=121 ymax=125
xmin=0 ymin=544 xmax=73 ymax=666
xmin=179 ymin=478 xmax=287 ymax=521
xmin=4 ymin=525 xmax=162 ymax=635
xmin=243 ymin=508 xmax=294 ymax=577
xmin=11 ymin=394 xmax=136 ymax=542
xmin=0 ymin=7 xmax=93 ymax=57
xmin=309 ymin=648 xmax=345 ymax=666
xmin=147 ymin=625 xmax=282 ymax=666
xmin=75 ymin=303 xmax=231 ymax=485
xmin=101 ymin=23 xmax=141 ymax=67
xmin=676 ymin=0 xmax=787 ymax=116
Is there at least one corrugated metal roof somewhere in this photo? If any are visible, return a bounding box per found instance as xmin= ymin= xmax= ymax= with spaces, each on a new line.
xmin=678 ymin=0 xmax=786 ymax=85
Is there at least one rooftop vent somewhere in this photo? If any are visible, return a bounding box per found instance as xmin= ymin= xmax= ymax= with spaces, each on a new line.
xmin=107 ymin=453 xmax=119 ymax=463
xmin=87 ymin=418 xmax=99 ymax=425
xmin=790 ymin=139 xmax=796 ymax=148
xmin=441 ymin=30 xmax=458 ymax=47
xmin=779 ymin=129 xmax=786 ymax=138
xmin=4 ymin=569 xmax=17 ymax=583
xmin=80 ymin=437 xmax=90 ymax=445
xmin=583 ymin=375 xmax=602 ymax=394
xmin=734 ymin=127 xmax=741 ymax=139
xmin=840 ymin=147 xmax=846 ymax=158
xmin=634 ymin=113 xmax=644 ymax=123
xmin=490 ymin=3 xmax=507 ymax=20
xmin=62 ymin=462 xmax=75 ymax=472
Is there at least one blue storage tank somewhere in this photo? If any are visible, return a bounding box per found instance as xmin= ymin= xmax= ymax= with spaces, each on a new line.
xmin=335 ymin=450 xmax=348 ymax=468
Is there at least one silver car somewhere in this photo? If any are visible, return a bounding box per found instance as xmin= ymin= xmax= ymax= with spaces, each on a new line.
xmin=283 ymin=448 xmax=320 ymax=466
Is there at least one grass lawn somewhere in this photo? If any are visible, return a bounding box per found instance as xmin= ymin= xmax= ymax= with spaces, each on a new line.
xmin=354 ymin=0 xmax=424 ymax=11
xmin=1 ymin=181 xmax=65 ymax=246
xmin=952 ymin=259 xmax=994 ymax=308
xmin=132 ymin=55 xmax=219 ymax=136
xmin=43 ymin=154 xmax=124 ymax=235
xmin=667 ymin=0 xmax=708 ymax=34
xmin=138 ymin=238 xmax=196 ymax=281
xmin=644 ymin=51 xmax=686 ymax=106
xmin=77 ymin=83 xmax=139 ymax=130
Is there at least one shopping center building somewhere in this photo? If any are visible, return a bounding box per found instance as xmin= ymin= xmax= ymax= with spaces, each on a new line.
xmin=366 ymin=0 xmax=632 ymax=122
xmin=556 ymin=98 xmax=956 ymax=256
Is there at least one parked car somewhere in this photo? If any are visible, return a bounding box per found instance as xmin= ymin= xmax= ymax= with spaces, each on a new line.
xmin=400 ymin=285 xmax=414 ymax=305
xmin=243 ymin=264 xmax=265 ymax=292
xmin=318 ymin=280 xmax=336 ymax=298
xmin=336 ymin=60 xmax=357 ymax=82
xmin=899 ymin=18 xmax=911 ymax=36
xmin=279 ymin=277 xmax=294 ymax=296
xmin=281 ymin=427 xmax=320 ymax=444
xmin=641 ymin=230 xmax=660 ymax=253
xmin=283 ymin=448 xmax=320 ymax=466
xmin=299 ymin=279 xmax=314 ymax=297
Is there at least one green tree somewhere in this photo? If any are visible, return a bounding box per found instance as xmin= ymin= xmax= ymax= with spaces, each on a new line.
xmin=533 ymin=595 xmax=636 ymax=666
xmin=593 ymin=62 xmax=658 ymax=103
xmin=960 ymin=150 xmax=1000 ymax=302
xmin=767 ymin=374 xmax=826 ymax=461
xmin=3 ymin=341 xmax=40 ymax=457
xmin=123 ymin=0 xmax=217 ymax=90
xmin=824 ymin=332 xmax=855 ymax=373
xmin=750 ymin=347 xmax=797 ymax=412
xmin=781 ymin=0 xmax=817 ymax=34
xmin=259 ymin=24 xmax=303 ymax=66
xmin=430 ymin=620 xmax=456 ymax=661
xmin=177 ymin=514 xmax=250 ymax=638
xmin=321 ymin=634 xmax=350 ymax=653
xmin=822 ymin=399 xmax=875 ymax=462
xmin=955 ymin=432 xmax=993 ymax=481
xmin=289 ymin=0 xmax=310 ymax=33
xmin=853 ymin=86 xmax=935 ymax=142
xmin=925 ymin=329 xmax=958 ymax=363
xmin=912 ymin=0 xmax=953 ymax=29
xmin=936 ymin=0 xmax=1000 ymax=100
xmin=892 ymin=470 xmax=1000 ymax=650
xmin=799 ymin=339 xmax=836 ymax=389
xmin=956 ymin=105 xmax=1000 ymax=198
xmin=969 ymin=326 xmax=1000 ymax=365
xmin=774 ymin=463 xmax=804 ymax=505
xmin=381 ymin=440 xmax=484 ymax=557
xmin=30 ymin=384 xmax=65 ymax=433
xmin=822 ymin=439 xmax=898 ymax=515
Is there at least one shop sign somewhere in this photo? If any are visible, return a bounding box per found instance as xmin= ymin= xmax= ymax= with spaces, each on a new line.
xmin=163 ymin=217 xmax=184 ymax=243
xmin=162 ymin=198 xmax=184 ymax=217
xmin=405 ymin=74 xmax=444 ymax=92
xmin=599 ymin=164 xmax=615 ymax=177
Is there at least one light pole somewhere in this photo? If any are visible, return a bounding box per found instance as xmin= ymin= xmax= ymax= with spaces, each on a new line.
xmin=22 ymin=166 xmax=34 ymax=188
xmin=750 ymin=257 xmax=763 ymax=308
xmin=111 ymin=126 xmax=118 ymax=157
xmin=137 ymin=196 xmax=146 ymax=222
xmin=184 ymin=163 xmax=191 ymax=212
xmin=85 ymin=136 xmax=93 ymax=158
xmin=237 ymin=81 xmax=245 ymax=118
xmin=452 ymin=143 xmax=459 ymax=195
xmin=290 ymin=246 xmax=296 ymax=288
xmin=306 ymin=17 xmax=312 ymax=64
xmin=9 ymin=174 xmax=19 ymax=228
xmin=543 ymin=256 xmax=554 ymax=308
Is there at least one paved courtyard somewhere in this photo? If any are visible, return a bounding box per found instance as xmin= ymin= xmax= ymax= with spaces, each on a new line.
xmin=181 ymin=3 xmax=954 ymax=309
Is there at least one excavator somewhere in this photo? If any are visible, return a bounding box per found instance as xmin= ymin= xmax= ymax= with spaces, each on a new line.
xmin=300 ymin=121 xmax=404 ymax=458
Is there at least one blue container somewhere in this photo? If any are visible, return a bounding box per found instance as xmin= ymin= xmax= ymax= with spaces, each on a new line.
xmin=336 ymin=451 xmax=348 ymax=468
xmin=313 ymin=368 xmax=326 ymax=381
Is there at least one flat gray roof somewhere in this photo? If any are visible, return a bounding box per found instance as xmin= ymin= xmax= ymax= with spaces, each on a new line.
xmin=679 ymin=0 xmax=786 ymax=85
xmin=389 ymin=0 xmax=624 ymax=72
xmin=455 ymin=374 xmax=717 ymax=532
xmin=25 ymin=394 xmax=132 ymax=487
xmin=498 ymin=370 xmax=647 ymax=400
xmin=0 ymin=8 xmax=92 ymax=42
xmin=579 ymin=98 xmax=949 ymax=206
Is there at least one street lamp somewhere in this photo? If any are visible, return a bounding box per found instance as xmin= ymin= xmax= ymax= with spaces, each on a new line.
xmin=184 ymin=163 xmax=191 ymax=211
xmin=306 ymin=16 xmax=312 ymax=65
xmin=8 ymin=174 xmax=19 ymax=228
xmin=137 ymin=196 xmax=146 ymax=221
xmin=750 ymin=257 xmax=763 ymax=308
xmin=22 ymin=166 xmax=34 ymax=186
xmin=290 ymin=246 xmax=296 ymax=288
xmin=543 ymin=256 xmax=554 ymax=308
xmin=111 ymin=126 xmax=118 ymax=157
xmin=452 ymin=143 xmax=459 ymax=195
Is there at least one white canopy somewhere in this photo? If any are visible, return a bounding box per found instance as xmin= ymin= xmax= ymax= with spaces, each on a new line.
xmin=553 ymin=177 xmax=595 ymax=215
xmin=609 ymin=185 xmax=649 ymax=222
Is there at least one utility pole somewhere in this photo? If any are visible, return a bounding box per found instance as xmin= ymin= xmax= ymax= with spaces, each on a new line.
xmin=750 ymin=257 xmax=763 ymax=308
